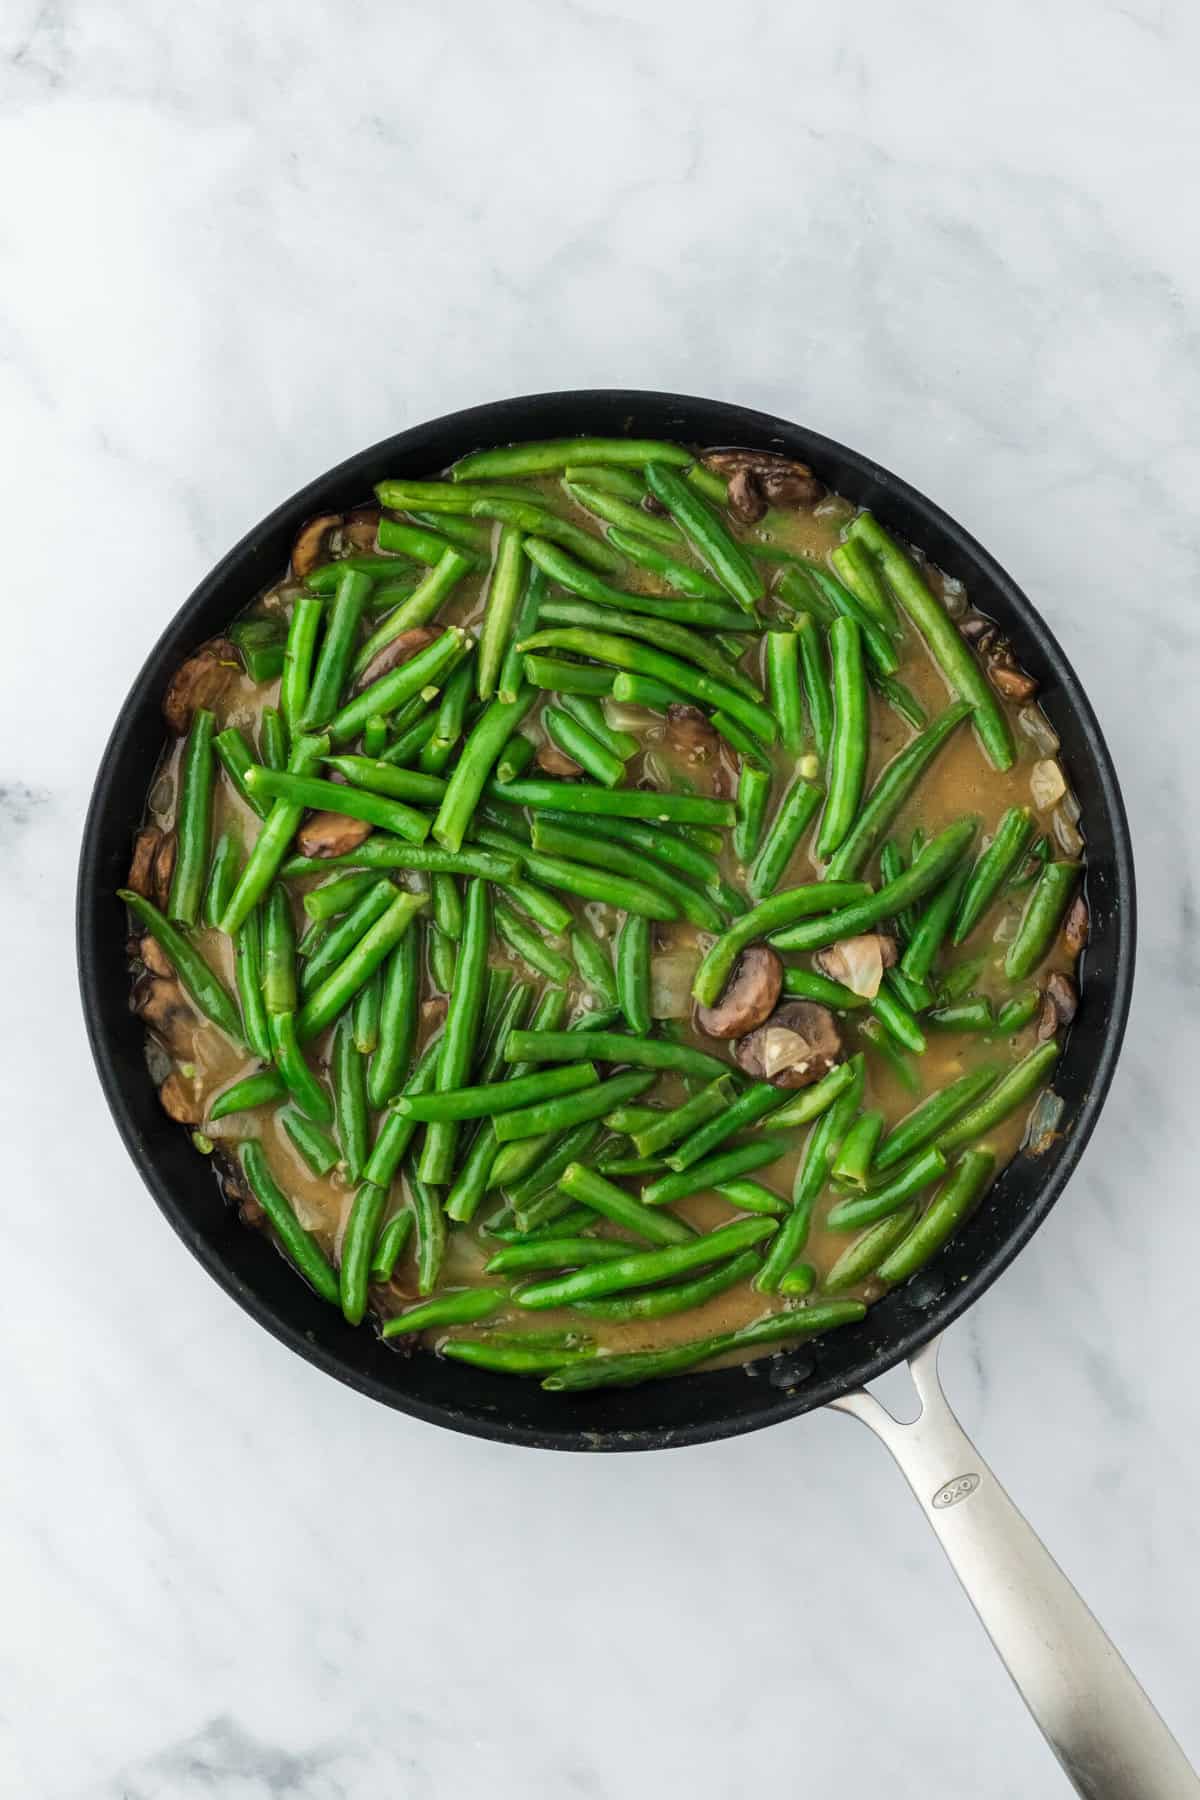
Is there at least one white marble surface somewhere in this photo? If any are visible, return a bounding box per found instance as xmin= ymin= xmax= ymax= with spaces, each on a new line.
xmin=3 ymin=1 xmax=1199 ymax=1793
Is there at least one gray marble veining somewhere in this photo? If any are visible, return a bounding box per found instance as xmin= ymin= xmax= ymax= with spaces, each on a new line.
xmin=2 ymin=1 xmax=1198 ymax=1794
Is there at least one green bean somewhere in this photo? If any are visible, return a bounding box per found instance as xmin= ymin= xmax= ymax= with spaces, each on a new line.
xmin=299 ymin=879 xmax=396 ymax=996
xmin=479 ymin=974 xmax=531 ymax=1083
xmin=992 ymin=990 xmax=1041 ymax=1035
xmin=233 ymin=909 xmax=272 ymax=1060
xmin=208 ymin=1068 xmax=287 ymax=1119
xmin=778 ymin=1263 xmax=817 ymax=1297
xmin=693 ymin=881 xmax=872 ymax=1007
xmin=214 ymin=726 xmax=271 ymax=820
xmin=465 ymin=496 xmax=624 ymax=573
xmin=643 ymin=462 xmax=764 ymax=612
xmin=259 ymin=707 xmax=288 ymax=773
xmin=339 ymin=1180 xmax=388 ymax=1324
xmin=419 ymin=878 xmax=491 ymax=1182
xmin=765 ymin=631 xmax=805 ymax=755
xmin=610 ymin=915 xmax=648 ymax=1036
xmin=269 ymin=1009 xmax=332 ymax=1124
xmin=533 ymin=555 xmax=745 ymax=634
xmin=495 ymin=733 xmax=535 ymax=786
xmin=876 ymin=1149 xmax=996 ymax=1284
xmin=831 ymin=1109 xmax=886 ymax=1190
xmin=522 ymin=655 xmax=616 ymax=697
xmin=543 ymin=1302 xmax=865 ymax=1389
xmin=492 ymin=868 xmax=575 ymax=935
xmin=563 ymin=464 xmax=647 ymax=500
xmin=846 ymin=513 xmax=1015 ymax=770
xmin=535 ymin=596 xmax=762 ymax=696
xmin=641 ymin=1137 xmax=788 ymax=1208
xmin=823 ymin=703 xmax=974 ymax=883
xmin=281 ymin=844 xmax=518 ymax=882
xmin=351 ymin=549 xmax=473 ymax=682
xmin=870 ymin=982 xmax=927 ymax=1055
xmin=505 ymin=1113 xmax=600 ymax=1213
xmin=243 ymin=766 xmax=430 ymax=844
xmin=564 ymin=479 xmax=682 ymax=545
xmin=939 ymin=954 xmax=987 ymax=1004
xmin=780 ymin=967 xmax=867 ymax=1010
xmin=825 ymin=1203 xmax=920 ymax=1292
xmin=498 ymin=566 xmax=547 ymax=705
xmin=716 ymin=1179 xmax=787 ymax=1215
xmin=374 ymin=517 xmax=467 ymax=566
xmin=493 ymin=774 xmax=737 ymax=829
xmin=381 ymin=710 xmax=438 ymax=766
xmin=769 ymin=818 xmax=979 ymax=952
xmin=795 ymin=612 xmax=833 ymax=766
xmin=570 ymin=923 xmax=618 ymax=1007
xmin=419 ymin=660 xmax=476 ymax=776
xmin=431 ymin=689 xmax=537 ymax=852
xmin=119 ymin=889 xmax=247 ymax=1047
xmin=571 ymin=1249 xmax=762 ymax=1321
xmin=1005 ymin=863 xmax=1082 ymax=981
xmin=279 ymin=1105 xmax=340 ymax=1177
xmin=279 ymin=596 xmax=324 ymax=742
xmin=927 ymin=998 xmax=993 ymax=1031
xmin=557 ymin=1164 xmax=704 ymax=1245
xmin=604 ymin=526 xmax=728 ymax=600
xmin=801 ymin=565 xmax=900 ymax=677
xmin=409 ymin=1176 xmax=448 ymax=1296
xmin=543 ymin=703 xmax=624 ymax=787
xmin=859 ymin=1019 xmax=920 ymax=1095
xmin=382 ymin=1287 xmax=505 ymax=1336
xmin=518 ymin=1215 xmax=773 ymax=1311
xmin=330 ymin=1014 xmax=370 ymax=1182
xmin=873 ymin=675 xmax=927 ymax=730
xmin=604 ymin=1102 xmax=663 ymax=1135
xmin=826 ymin=1145 xmax=947 ymax=1231
xmin=597 ymin=1153 xmax=668 ymax=1176
xmin=298 ymin=889 xmax=428 ymax=1041
xmin=873 ymin=1067 xmax=999 ymax=1173
xmin=352 ymin=968 xmax=382 ymax=1053
xmin=452 ymin=438 xmax=694 ymax=481
xmin=830 ymin=538 xmax=903 ymax=636
xmin=492 ymin=902 xmax=571 ymax=983
xmin=471 ymin=523 xmax=524 ymax=702
xmin=218 ymin=731 xmax=329 ymax=936
xmin=485 ymin=1237 xmax=636 ymax=1276
xmin=369 ymin=1208 xmax=414 ymax=1284
xmin=666 ymin=1084 xmax=790 ymax=1174
xmin=558 ymin=692 xmax=637 ymax=760
xmin=952 ymin=807 xmax=1035 ymax=943
xmin=409 ymin=512 xmax=494 ymax=552
xmin=397 ymin=1062 xmax=597 ymax=1123
xmin=230 ymin=616 xmax=287 ymax=683
xmin=166 ymin=708 xmax=216 ymax=926
xmin=816 ymin=617 xmax=868 ymax=860
xmin=328 ymin=626 xmax=469 ymax=747
xmin=203 ymin=828 xmax=242 ymax=930
xmin=608 ymin=671 xmax=688 ymax=712
xmin=516 ymin=628 xmax=774 ymax=746
xmin=303 ymin=871 xmax=378 ymax=921
xmin=503 ymin=1029 xmax=728 ymax=1083
xmin=299 ymin=567 xmax=371 ymax=729
xmin=747 ymin=777 xmax=821 ymax=901
xmin=239 ymin=1140 xmax=339 ymax=1304
xmin=935 ymin=1040 xmax=1061 ymax=1156
xmin=755 ymin=1055 xmax=865 ymax=1291
xmin=768 ymin=1060 xmax=859 ymax=1129
xmin=886 ymin=965 xmax=933 ymax=1013
xmin=493 ymin=1069 xmax=656 ymax=1145
xmin=429 ymin=872 xmax=462 ymax=942
xmin=362 ymin=1032 xmax=444 ymax=1187
xmin=899 ymin=860 xmax=974 ymax=983
xmin=633 ymin=1075 xmax=737 ymax=1158
xmin=733 ymin=763 xmax=771 ymax=866
xmin=261 ymin=883 xmax=298 ymax=1016
xmin=534 ymin=808 xmax=720 ymax=888
xmin=441 ymin=1341 xmax=595 ymax=1375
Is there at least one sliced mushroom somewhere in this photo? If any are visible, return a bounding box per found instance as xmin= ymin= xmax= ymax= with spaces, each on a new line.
xmin=342 ymin=507 xmax=380 ymax=553
xmin=162 ymin=638 xmax=240 ymax=735
xmin=1063 ymin=893 xmax=1089 ymax=957
xmin=665 ymin=703 xmax=720 ymax=766
xmin=216 ymin=1152 xmax=266 ymax=1226
xmin=290 ymin=512 xmax=342 ymax=580
xmin=128 ymin=826 xmax=165 ymax=900
xmin=139 ymin=933 xmax=174 ymax=979
xmin=957 ymin=613 xmax=996 ymax=649
xmin=159 ymin=1071 xmax=204 ymax=1124
xmin=296 ymin=811 xmax=374 ymax=858
xmin=131 ymin=976 xmax=196 ymax=1057
xmin=535 ymin=742 xmax=582 ymax=778
xmin=151 ymin=831 xmax=177 ymax=909
xmin=988 ymin=659 xmax=1039 ymax=703
xmin=733 ymin=1000 xmax=843 ymax=1088
xmin=354 ymin=625 xmax=438 ymax=692
xmin=693 ymin=944 xmax=782 ymax=1040
xmin=726 ymin=467 xmax=767 ymax=526
xmin=703 ymin=450 xmax=823 ymax=508
xmin=1039 ymin=972 xmax=1079 ymax=1040
xmin=814 ymin=932 xmax=898 ymax=999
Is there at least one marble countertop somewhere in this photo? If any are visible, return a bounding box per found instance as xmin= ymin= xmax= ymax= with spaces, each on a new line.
xmin=4 ymin=1 xmax=1199 ymax=1794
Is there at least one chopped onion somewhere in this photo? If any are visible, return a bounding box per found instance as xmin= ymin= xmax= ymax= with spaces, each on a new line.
xmin=650 ymin=947 xmax=700 ymax=1019
xmin=604 ymin=699 xmax=660 ymax=734
xmin=1030 ymin=758 xmax=1067 ymax=811
xmin=1026 ymin=1088 xmax=1065 ymax=1156
xmin=1052 ymin=805 xmax=1084 ymax=858
xmin=820 ymin=934 xmax=885 ymax=998
xmin=1018 ymin=705 xmax=1060 ymax=756
xmin=760 ymin=1028 xmax=814 ymax=1078
xmin=939 ymin=574 xmax=968 ymax=618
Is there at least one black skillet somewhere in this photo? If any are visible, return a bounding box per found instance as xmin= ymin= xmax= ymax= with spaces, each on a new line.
xmin=77 ymin=393 xmax=1198 ymax=1797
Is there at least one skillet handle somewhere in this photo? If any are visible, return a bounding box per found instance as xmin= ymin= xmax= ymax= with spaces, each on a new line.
xmin=830 ymin=1335 xmax=1199 ymax=1799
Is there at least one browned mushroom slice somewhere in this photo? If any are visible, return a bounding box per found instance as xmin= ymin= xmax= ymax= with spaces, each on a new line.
xmin=958 ymin=613 xmax=996 ymax=649
xmin=987 ymin=658 xmax=1038 ymax=703
xmin=354 ymin=625 xmax=439 ymax=692
xmin=703 ymin=450 xmax=824 ymax=508
xmin=726 ymin=467 xmax=767 ymax=525
xmin=1062 ymin=893 xmax=1089 ymax=957
xmin=1040 ymin=972 xmax=1078 ymax=1038
xmin=151 ymin=830 xmax=177 ymax=910
xmin=665 ymin=703 xmax=720 ymax=767
xmin=814 ymin=932 xmax=898 ymax=999
xmin=733 ymin=1001 xmax=843 ymax=1089
xmin=162 ymin=638 xmax=240 ymax=735
xmin=342 ymin=506 xmax=380 ymax=552
xmin=128 ymin=826 xmax=164 ymax=899
xmin=131 ymin=976 xmax=196 ymax=1057
xmin=139 ymin=933 xmax=174 ymax=979
xmin=693 ymin=944 xmax=783 ymax=1040
xmin=535 ymin=742 xmax=583 ymax=778
xmin=290 ymin=512 xmax=342 ymax=580
xmin=216 ymin=1152 xmax=266 ymax=1226
xmin=159 ymin=1071 xmax=204 ymax=1124
xmin=296 ymin=812 xmax=374 ymax=859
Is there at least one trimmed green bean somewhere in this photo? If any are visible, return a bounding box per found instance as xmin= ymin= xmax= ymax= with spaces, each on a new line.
xmin=755 ymin=1054 xmax=865 ymax=1291
xmin=517 ymin=1215 xmax=774 ymax=1311
xmin=605 ymin=526 xmax=728 ymax=600
xmin=824 ymin=1203 xmax=919 ymax=1291
xmin=734 ymin=763 xmax=771 ymax=864
xmin=214 ymin=726 xmax=270 ymax=820
xmin=831 ymin=1110 xmax=885 ymax=1189
xmin=615 ymin=914 xmax=651 ymax=1035
xmin=419 ymin=878 xmax=491 ymax=1182
xmin=218 ymin=731 xmax=329 ymax=936
xmin=432 ymin=690 xmax=537 ymax=852
xmin=351 ymin=549 xmax=473 ymax=681
xmin=544 ymin=704 xmax=625 ymax=787
xmin=381 ymin=1287 xmax=505 ymax=1336
xmin=927 ymin=998 xmax=993 ymax=1032
xmin=303 ymin=871 xmax=378 ymax=921
xmin=633 ymin=1075 xmax=737 ymax=1158
xmin=816 ymin=617 xmax=868 ymax=860
xmin=233 ymin=909 xmax=272 ymax=1060
xmin=396 ymin=1062 xmax=597 ymax=1122
xmin=826 ymin=1145 xmax=947 ymax=1231
xmin=564 ymin=479 xmax=681 ymax=545
xmin=167 ymin=708 xmax=216 ymax=926
xmin=280 ymin=844 xmax=518 ymax=882
xmin=533 ymin=807 xmax=719 ymax=888
xmin=493 ymin=1069 xmax=656 ymax=1145
xmin=408 ymin=512 xmax=493 ymax=552
xmin=493 ymin=901 xmax=572 ymax=983
xmin=666 ymin=1084 xmax=790 ymax=1172
xmin=769 ymin=818 xmax=979 ymax=953
xmin=693 ymin=882 xmax=873 ymax=1008
xmin=643 ymin=462 xmax=764 ymax=611
xmin=269 ymin=1009 xmax=332 ymax=1124
xmin=953 ymin=806 xmax=1035 ymax=943
xmin=451 ymin=437 xmax=694 ymax=481
xmin=563 ymin=464 xmax=647 ymax=499
xmin=239 ymin=1140 xmax=339 ymax=1305
xmin=119 ymin=889 xmax=246 ymax=1047
xmin=795 ymin=613 xmax=833 ymax=766
xmin=876 ymin=1149 xmax=996 ymax=1284
xmin=477 ymin=525 xmax=525 ymax=701
xmin=503 ymin=1028 xmax=728 ymax=1083
xmin=259 ymin=707 xmax=288 ymax=772
xmin=543 ymin=1303 xmax=865 ymax=1389
xmin=410 ymin=1176 xmax=448 ymax=1295
xmin=570 ymin=923 xmax=618 ymax=1008
xmin=300 ymin=879 xmax=396 ymax=997
xmin=527 ymin=537 xmax=744 ymax=632
xmin=641 ymin=1137 xmax=788 ymax=1208
xmin=418 ymin=659 xmax=476 ymax=775
xmin=831 ymin=538 xmax=903 ymax=636
xmin=331 ymin=1014 xmax=370 ymax=1182
xmin=375 ymin=517 xmax=468 ymax=566
xmin=993 ymin=990 xmax=1041 ymax=1035
xmin=780 ymin=967 xmax=867 ymax=1010
xmin=328 ymin=626 xmax=469 ymax=747
xmin=900 ymin=860 xmax=974 ymax=983
xmin=778 ymin=1263 xmax=817 ymax=1297
xmin=801 ymin=565 xmax=900 ymax=677
xmin=243 ymin=766 xmax=430 ymax=844
xmin=570 ymin=1249 xmax=761 ymax=1321
xmin=492 ymin=774 xmax=735 ymax=828
xmin=362 ymin=1032 xmax=444 ymax=1187
xmin=768 ymin=1059 xmax=860 ymax=1128
xmin=339 ymin=1180 xmax=388 ymax=1324
xmin=766 ymin=631 xmax=805 ymax=755
xmin=535 ymin=596 xmax=761 ymax=696
xmin=525 ymin=821 xmax=721 ymax=931
xmin=823 ymin=702 xmax=973 ymax=882
xmin=441 ymin=1341 xmax=595 ymax=1375
xmin=870 ymin=982 xmax=927 ymax=1055
xmin=369 ymin=1208 xmax=414 ymax=1283
xmin=352 ymin=967 xmax=382 ymax=1053
xmin=298 ymin=889 xmax=429 ymax=1041
xmin=301 ymin=568 xmax=371 ymax=728
xmin=430 ymin=872 xmax=462 ymax=941
xmin=279 ymin=1106 xmax=340 ymax=1177
xmin=485 ymin=1237 xmax=638 ymax=1276
xmin=499 ymin=566 xmax=547 ymax=705
xmin=261 ymin=883 xmax=297 ymax=1015
xmin=522 ymin=655 xmax=615 ymax=697
xmin=231 ymin=616 xmax=287 ymax=683
xmin=558 ymin=692 xmax=637 ymax=760
xmin=495 ymin=733 xmax=535 ymax=785
xmin=1005 ymin=863 xmax=1082 ymax=981
xmin=208 ymin=1068 xmax=287 ymax=1119
xmin=716 ymin=1179 xmax=787 ymax=1215
xmin=469 ymin=498 xmax=624 ymax=574
xmin=279 ymin=596 xmax=324 ymax=741
xmin=203 ymin=828 xmax=242 ymax=930
xmin=747 ymin=777 xmax=821 ymax=901
xmin=873 ymin=675 xmax=926 ymax=730
xmin=936 ymin=1040 xmax=1060 ymax=1155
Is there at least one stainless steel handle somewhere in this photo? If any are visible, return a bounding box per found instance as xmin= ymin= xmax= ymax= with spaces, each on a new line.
xmin=830 ymin=1336 xmax=1199 ymax=1799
